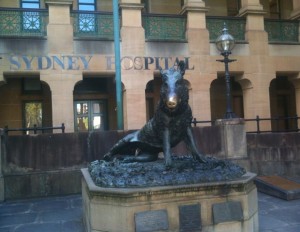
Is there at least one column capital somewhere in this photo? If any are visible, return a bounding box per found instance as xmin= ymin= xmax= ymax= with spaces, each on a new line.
xmin=45 ymin=0 xmax=73 ymax=6
xmin=180 ymin=0 xmax=209 ymax=14
xmin=119 ymin=3 xmax=144 ymax=11
xmin=290 ymin=8 xmax=300 ymax=20
xmin=239 ymin=5 xmax=266 ymax=17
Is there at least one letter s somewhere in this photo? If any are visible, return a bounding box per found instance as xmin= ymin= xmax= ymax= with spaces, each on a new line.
xmin=9 ymin=56 xmax=21 ymax=70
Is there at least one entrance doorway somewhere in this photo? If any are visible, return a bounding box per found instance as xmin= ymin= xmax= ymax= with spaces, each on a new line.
xmin=269 ymin=76 xmax=296 ymax=131
xmin=210 ymin=76 xmax=244 ymax=120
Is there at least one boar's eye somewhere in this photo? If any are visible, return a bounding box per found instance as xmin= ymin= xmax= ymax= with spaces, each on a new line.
xmin=176 ymin=79 xmax=183 ymax=86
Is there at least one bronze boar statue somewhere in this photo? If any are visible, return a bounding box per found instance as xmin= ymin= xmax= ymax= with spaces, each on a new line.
xmin=104 ymin=61 xmax=206 ymax=167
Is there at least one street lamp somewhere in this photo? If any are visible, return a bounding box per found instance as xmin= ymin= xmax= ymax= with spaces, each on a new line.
xmin=216 ymin=23 xmax=237 ymax=119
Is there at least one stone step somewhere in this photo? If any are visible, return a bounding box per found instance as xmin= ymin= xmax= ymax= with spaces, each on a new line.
xmin=255 ymin=175 xmax=300 ymax=201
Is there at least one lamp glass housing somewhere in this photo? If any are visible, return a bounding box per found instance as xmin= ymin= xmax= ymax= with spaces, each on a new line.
xmin=216 ymin=25 xmax=235 ymax=53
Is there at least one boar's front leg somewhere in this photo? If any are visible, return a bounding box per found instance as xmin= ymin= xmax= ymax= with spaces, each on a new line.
xmin=163 ymin=128 xmax=172 ymax=168
xmin=185 ymin=126 xmax=207 ymax=163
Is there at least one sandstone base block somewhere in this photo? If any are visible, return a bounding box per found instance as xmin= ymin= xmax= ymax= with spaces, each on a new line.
xmin=81 ymin=168 xmax=258 ymax=232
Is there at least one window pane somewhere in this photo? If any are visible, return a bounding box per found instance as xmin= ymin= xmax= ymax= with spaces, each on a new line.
xmin=22 ymin=3 xmax=39 ymax=8
xmin=76 ymin=103 xmax=88 ymax=115
xmin=76 ymin=103 xmax=81 ymax=114
xmin=24 ymin=102 xmax=42 ymax=134
xmin=93 ymin=103 xmax=100 ymax=113
xmin=79 ymin=0 xmax=95 ymax=4
xmin=93 ymin=116 xmax=102 ymax=130
xmin=77 ymin=117 xmax=89 ymax=131
xmin=79 ymin=5 xmax=95 ymax=11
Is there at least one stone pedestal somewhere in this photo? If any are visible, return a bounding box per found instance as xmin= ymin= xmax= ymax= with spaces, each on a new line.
xmin=81 ymin=168 xmax=258 ymax=232
xmin=215 ymin=118 xmax=247 ymax=159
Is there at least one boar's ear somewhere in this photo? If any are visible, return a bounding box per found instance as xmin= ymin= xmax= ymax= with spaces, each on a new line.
xmin=177 ymin=61 xmax=186 ymax=76
xmin=159 ymin=66 xmax=163 ymax=74
xmin=159 ymin=66 xmax=167 ymax=80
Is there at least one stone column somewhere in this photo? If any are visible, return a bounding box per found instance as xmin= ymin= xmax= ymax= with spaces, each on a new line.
xmin=239 ymin=0 xmax=268 ymax=55
xmin=0 ymin=129 xmax=4 ymax=201
xmin=119 ymin=0 xmax=148 ymax=130
xmin=181 ymin=1 xmax=211 ymax=122
xmin=44 ymin=1 xmax=76 ymax=132
xmin=45 ymin=0 xmax=74 ymax=53
xmin=215 ymin=118 xmax=247 ymax=159
xmin=120 ymin=0 xmax=145 ymax=55
xmin=241 ymin=72 xmax=273 ymax=131
xmin=41 ymin=73 xmax=81 ymax=132
xmin=290 ymin=0 xmax=300 ymax=19
xmin=235 ymin=76 xmax=254 ymax=131
xmin=181 ymin=0 xmax=209 ymax=55
xmin=123 ymin=87 xmax=147 ymax=130
xmin=188 ymin=74 xmax=213 ymax=123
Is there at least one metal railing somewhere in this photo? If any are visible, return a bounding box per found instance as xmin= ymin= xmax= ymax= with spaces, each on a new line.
xmin=206 ymin=16 xmax=246 ymax=42
xmin=4 ymin=123 xmax=65 ymax=135
xmin=0 ymin=8 xmax=298 ymax=44
xmin=265 ymin=19 xmax=299 ymax=43
xmin=192 ymin=115 xmax=300 ymax=134
xmin=142 ymin=13 xmax=187 ymax=42
xmin=0 ymin=8 xmax=48 ymax=37
xmin=244 ymin=115 xmax=299 ymax=133
xmin=71 ymin=10 xmax=114 ymax=40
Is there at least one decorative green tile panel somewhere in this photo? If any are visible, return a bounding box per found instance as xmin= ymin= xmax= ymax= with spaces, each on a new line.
xmin=72 ymin=11 xmax=114 ymax=40
xmin=142 ymin=14 xmax=187 ymax=42
xmin=265 ymin=19 xmax=299 ymax=43
xmin=0 ymin=8 xmax=48 ymax=37
xmin=206 ymin=17 xmax=246 ymax=42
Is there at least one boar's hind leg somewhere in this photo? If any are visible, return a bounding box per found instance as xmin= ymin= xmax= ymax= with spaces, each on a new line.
xmin=103 ymin=132 xmax=137 ymax=161
xmin=185 ymin=127 xmax=207 ymax=163
xmin=123 ymin=151 xmax=158 ymax=163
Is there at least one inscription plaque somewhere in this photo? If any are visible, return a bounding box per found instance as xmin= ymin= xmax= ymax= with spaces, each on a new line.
xmin=135 ymin=209 xmax=169 ymax=232
xmin=179 ymin=204 xmax=202 ymax=232
xmin=212 ymin=201 xmax=243 ymax=224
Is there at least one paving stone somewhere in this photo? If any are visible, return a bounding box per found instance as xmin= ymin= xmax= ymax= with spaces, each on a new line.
xmin=258 ymin=213 xmax=289 ymax=231
xmin=61 ymin=220 xmax=84 ymax=232
xmin=31 ymin=199 xmax=69 ymax=212
xmin=14 ymin=223 xmax=61 ymax=232
xmin=0 ymin=226 xmax=14 ymax=232
xmin=0 ymin=203 xmax=30 ymax=216
xmin=38 ymin=208 xmax=82 ymax=223
xmin=70 ymin=197 xmax=83 ymax=209
xmin=0 ymin=213 xmax=38 ymax=227
xmin=272 ymin=224 xmax=300 ymax=232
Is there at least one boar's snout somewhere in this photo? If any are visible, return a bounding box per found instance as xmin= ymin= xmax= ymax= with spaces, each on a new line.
xmin=166 ymin=95 xmax=178 ymax=109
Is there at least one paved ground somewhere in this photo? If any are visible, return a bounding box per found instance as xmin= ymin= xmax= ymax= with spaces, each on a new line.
xmin=0 ymin=192 xmax=299 ymax=232
xmin=259 ymin=192 xmax=300 ymax=232
xmin=0 ymin=195 xmax=83 ymax=232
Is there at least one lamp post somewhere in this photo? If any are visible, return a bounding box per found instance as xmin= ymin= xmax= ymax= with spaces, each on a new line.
xmin=216 ymin=23 xmax=237 ymax=119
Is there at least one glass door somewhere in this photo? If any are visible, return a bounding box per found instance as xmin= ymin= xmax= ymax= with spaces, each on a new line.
xmin=75 ymin=100 xmax=107 ymax=132
xmin=23 ymin=101 xmax=43 ymax=134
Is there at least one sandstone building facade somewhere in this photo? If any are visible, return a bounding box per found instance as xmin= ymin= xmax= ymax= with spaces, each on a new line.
xmin=0 ymin=0 xmax=299 ymax=133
